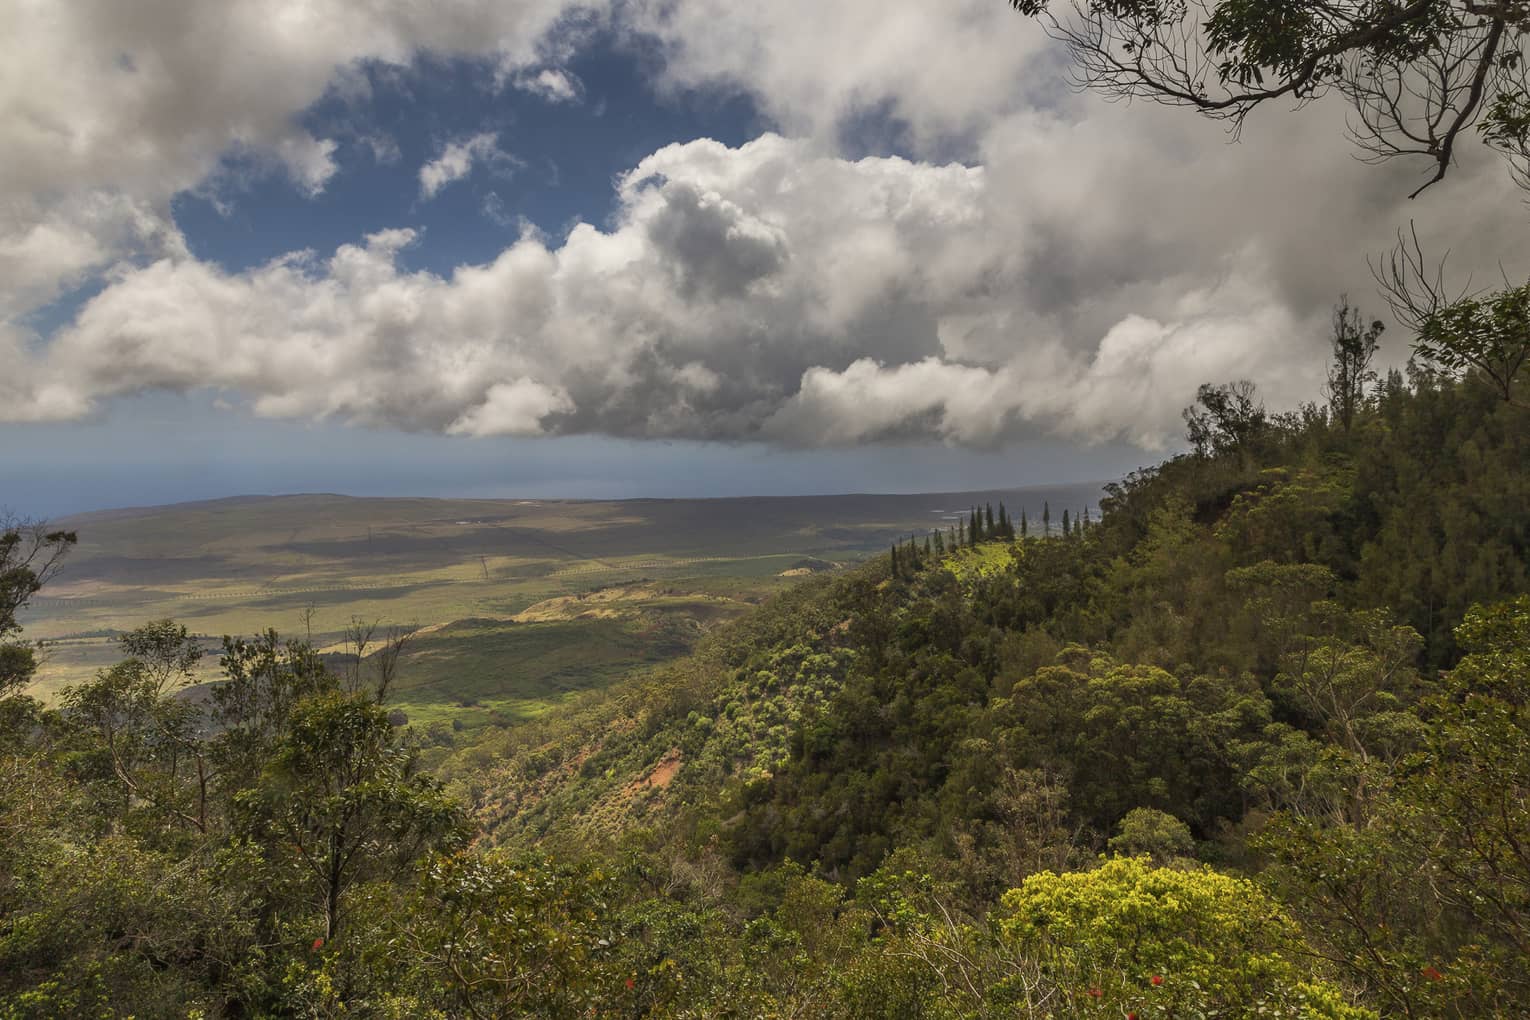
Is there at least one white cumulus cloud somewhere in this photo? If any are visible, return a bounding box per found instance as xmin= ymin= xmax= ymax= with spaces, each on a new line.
xmin=0 ymin=134 xmax=1379 ymax=447
xmin=419 ymin=133 xmax=513 ymax=199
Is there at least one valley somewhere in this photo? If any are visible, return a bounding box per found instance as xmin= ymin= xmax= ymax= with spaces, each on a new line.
xmin=18 ymin=484 xmax=1104 ymax=728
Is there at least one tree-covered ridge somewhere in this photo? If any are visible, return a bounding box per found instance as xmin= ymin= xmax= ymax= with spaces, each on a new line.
xmin=1 ymin=358 xmax=1527 ymax=1016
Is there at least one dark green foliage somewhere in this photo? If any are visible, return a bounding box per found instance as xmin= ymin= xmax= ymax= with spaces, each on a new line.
xmin=1183 ymin=379 xmax=1269 ymax=458
xmin=3 ymin=618 xmax=465 ymax=1015
xmin=1327 ymin=297 xmax=1384 ymax=431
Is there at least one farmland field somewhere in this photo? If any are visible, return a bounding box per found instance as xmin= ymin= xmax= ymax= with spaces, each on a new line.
xmin=19 ymin=484 xmax=1104 ymax=722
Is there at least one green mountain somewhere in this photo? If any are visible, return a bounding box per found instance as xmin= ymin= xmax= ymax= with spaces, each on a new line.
xmin=2 ymin=368 xmax=1527 ymax=1017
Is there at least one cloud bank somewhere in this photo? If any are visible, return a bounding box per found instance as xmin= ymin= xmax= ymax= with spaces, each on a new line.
xmin=3 ymin=0 xmax=1526 ymax=451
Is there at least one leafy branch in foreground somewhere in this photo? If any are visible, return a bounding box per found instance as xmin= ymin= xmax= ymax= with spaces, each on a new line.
xmin=1008 ymin=0 xmax=1530 ymax=196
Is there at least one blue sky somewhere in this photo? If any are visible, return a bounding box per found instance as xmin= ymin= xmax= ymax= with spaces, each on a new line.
xmin=2 ymin=0 xmax=1518 ymax=517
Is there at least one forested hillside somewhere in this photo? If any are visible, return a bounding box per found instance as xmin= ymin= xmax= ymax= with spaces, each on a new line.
xmin=2 ymin=361 xmax=1527 ymax=1017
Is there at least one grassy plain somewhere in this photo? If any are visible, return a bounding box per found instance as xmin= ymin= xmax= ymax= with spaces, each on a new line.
xmin=18 ymin=485 xmax=1103 ymax=719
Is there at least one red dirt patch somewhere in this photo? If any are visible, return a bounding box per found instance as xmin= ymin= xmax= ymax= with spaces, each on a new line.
xmin=630 ymin=749 xmax=683 ymax=794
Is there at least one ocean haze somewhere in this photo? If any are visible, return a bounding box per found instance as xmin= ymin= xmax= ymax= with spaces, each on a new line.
xmin=0 ymin=394 xmax=1151 ymax=518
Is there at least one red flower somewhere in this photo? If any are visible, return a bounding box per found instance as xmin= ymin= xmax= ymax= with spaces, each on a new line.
xmin=624 ymin=977 xmax=635 ymax=991
xmin=1087 ymin=987 xmax=1102 ymax=999
xmin=1128 ymin=1014 xmax=1139 ymax=1020
xmin=1422 ymin=965 xmax=1444 ymax=982
xmin=311 ymin=937 xmax=324 ymax=951
xmin=1150 ymin=974 xmax=1164 ymax=986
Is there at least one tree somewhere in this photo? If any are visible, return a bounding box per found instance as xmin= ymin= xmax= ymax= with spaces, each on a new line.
xmin=1007 ymin=0 xmax=1530 ymax=197
xmin=1109 ymin=807 xmax=1194 ymax=863
xmin=341 ymin=616 xmax=415 ymax=702
xmin=1042 ymin=502 xmax=1051 ymax=536
xmin=64 ymin=622 xmax=212 ymax=832
xmin=998 ymin=856 xmax=1376 ymax=1018
xmin=1020 ymin=508 xmax=1029 ymax=538
xmin=0 ymin=518 xmax=75 ymax=703
xmin=1062 ymin=508 xmax=1071 ymax=537
xmin=1327 ymin=297 xmax=1385 ymax=431
xmin=411 ymin=850 xmax=628 ymax=1019
xmin=1183 ymin=380 xmax=1269 ymax=457
xmin=1260 ymin=598 xmax=1530 ymax=1014
xmin=235 ymin=692 xmax=463 ymax=941
xmin=1377 ymin=233 xmax=1530 ymax=405
xmin=985 ymin=504 xmax=996 ymax=538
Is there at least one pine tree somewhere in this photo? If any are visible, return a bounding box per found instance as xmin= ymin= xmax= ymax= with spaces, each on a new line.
xmin=1082 ymin=506 xmax=1092 ymax=532
xmin=891 ymin=544 xmax=900 ymax=576
xmin=1042 ymin=501 xmax=1051 ymax=537
xmin=957 ymin=520 xmax=966 ymax=548
xmin=1020 ymin=509 xmax=1028 ymax=538
xmin=969 ymin=507 xmax=980 ymax=545
xmin=998 ymin=502 xmax=1011 ymax=539
xmin=985 ymin=503 xmax=995 ymax=538
xmin=934 ymin=529 xmax=945 ymax=555
xmin=924 ymin=535 xmax=932 ymax=557
xmin=1062 ymin=508 xmax=1071 ymax=536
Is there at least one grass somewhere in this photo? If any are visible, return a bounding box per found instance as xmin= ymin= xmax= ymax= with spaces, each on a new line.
xmin=389 ymin=617 xmax=691 ymax=730
xmin=19 ymin=486 xmax=1104 ymax=716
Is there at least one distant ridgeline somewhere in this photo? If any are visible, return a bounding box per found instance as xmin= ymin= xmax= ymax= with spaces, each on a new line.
xmin=2 ymin=366 xmax=1527 ymax=1017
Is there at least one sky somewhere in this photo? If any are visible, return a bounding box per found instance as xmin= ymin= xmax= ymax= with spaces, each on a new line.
xmin=2 ymin=0 xmax=1526 ymax=517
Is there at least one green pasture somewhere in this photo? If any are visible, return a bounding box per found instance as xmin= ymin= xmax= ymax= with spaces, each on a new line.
xmin=18 ymin=485 xmax=1102 ymax=716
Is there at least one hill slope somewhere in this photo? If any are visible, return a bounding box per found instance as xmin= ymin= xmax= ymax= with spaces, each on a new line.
xmin=5 ymin=371 xmax=1526 ymax=1017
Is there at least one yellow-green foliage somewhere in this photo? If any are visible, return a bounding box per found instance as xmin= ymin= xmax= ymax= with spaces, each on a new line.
xmin=997 ymin=856 xmax=1376 ymax=1019
xmin=943 ymin=542 xmax=1017 ymax=582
